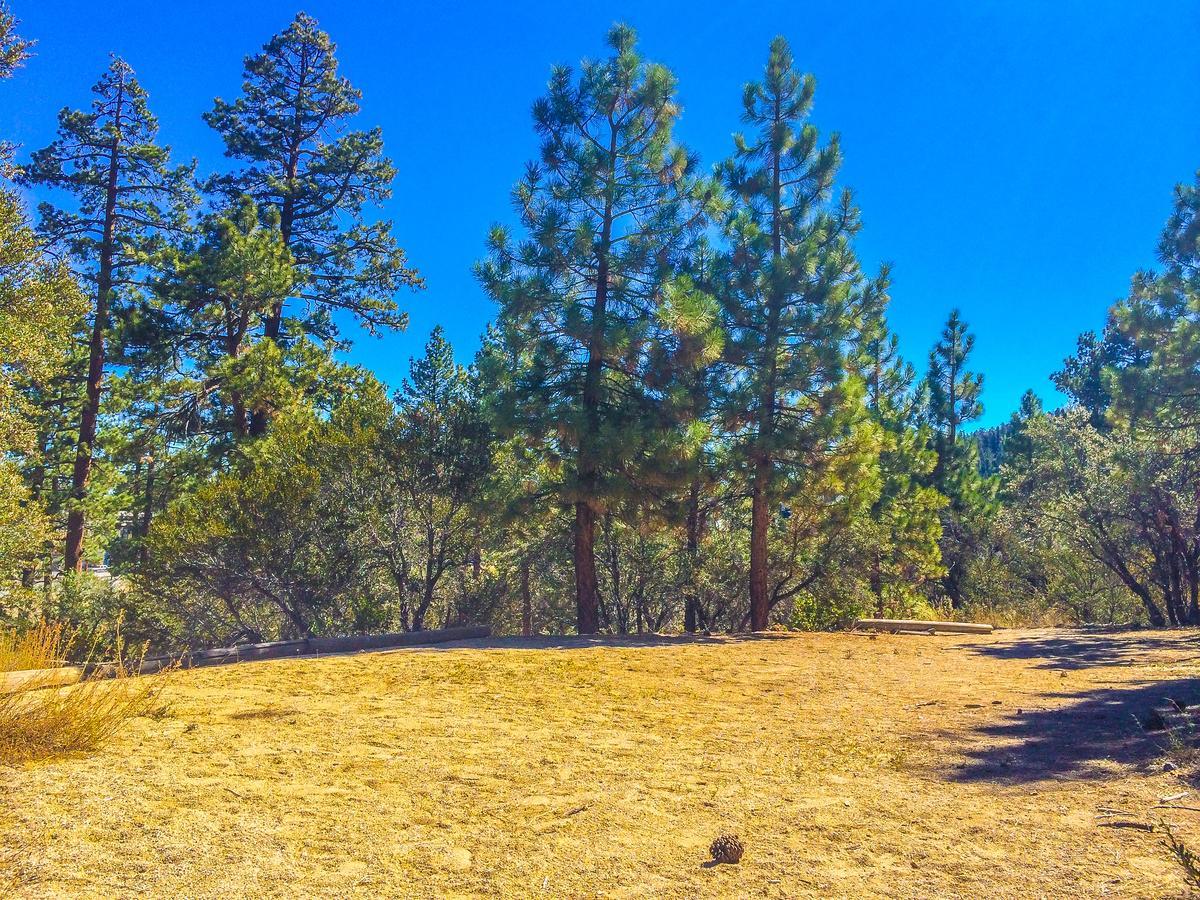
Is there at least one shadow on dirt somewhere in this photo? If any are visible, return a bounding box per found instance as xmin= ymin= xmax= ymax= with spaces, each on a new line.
xmin=959 ymin=628 xmax=1200 ymax=671
xmin=942 ymin=676 xmax=1200 ymax=784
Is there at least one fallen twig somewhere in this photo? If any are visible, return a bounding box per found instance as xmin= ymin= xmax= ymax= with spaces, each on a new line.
xmin=1098 ymin=821 xmax=1156 ymax=831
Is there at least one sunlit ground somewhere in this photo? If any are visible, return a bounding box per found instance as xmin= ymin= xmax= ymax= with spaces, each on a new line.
xmin=2 ymin=628 xmax=1196 ymax=898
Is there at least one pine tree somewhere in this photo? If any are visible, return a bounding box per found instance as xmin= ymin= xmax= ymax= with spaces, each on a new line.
xmin=661 ymin=241 xmax=727 ymax=633
xmin=926 ymin=309 xmax=983 ymax=467
xmin=152 ymin=197 xmax=295 ymax=446
xmin=1111 ymin=170 xmax=1200 ymax=435
xmin=859 ymin=286 xmax=945 ymax=616
xmin=922 ymin=309 xmax=994 ymax=606
xmin=391 ymin=327 xmax=492 ymax=630
xmin=477 ymin=25 xmax=721 ymax=633
xmin=0 ymin=11 xmax=87 ymax=587
xmin=205 ymin=12 xmax=422 ymax=434
xmin=717 ymin=37 xmax=864 ymax=630
xmin=1000 ymin=389 xmax=1044 ymax=471
xmin=22 ymin=57 xmax=194 ymax=572
xmin=0 ymin=3 xmax=28 ymax=80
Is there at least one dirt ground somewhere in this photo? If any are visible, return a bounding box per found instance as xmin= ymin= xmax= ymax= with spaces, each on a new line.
xmin=3 ymin=627 xmax=1200 ymax=898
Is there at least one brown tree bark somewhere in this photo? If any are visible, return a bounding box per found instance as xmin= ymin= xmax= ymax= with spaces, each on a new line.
xmin=520 ymin=559 xmax=533 ymax=637
xmin=574 ymin=501 xmax=600 ymax=634
xmin=748 ymin=113 xmax=783 ymax=633
xmin=749 ymin=459 xmax=772 ymax=631
xmin=684 ymin=478 xmax=701 ymax=633
xmin=64 ymin=73 xmax=125 ymax=573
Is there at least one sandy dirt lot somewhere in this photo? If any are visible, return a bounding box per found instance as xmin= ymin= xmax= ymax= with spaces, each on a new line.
xmin=3 ymin=627 xmax=1200 ymax=898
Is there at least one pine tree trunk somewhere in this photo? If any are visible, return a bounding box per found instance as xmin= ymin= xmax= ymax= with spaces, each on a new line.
xmin=572 ymin=125 xmax=616 ymax=636
xmin=65 ymin=79 xmax=124 ymax=573
xmin=520 ymin=559 xmax=533 ymax=637
xmin=574 ymin=500 xmax=600 ymax=634
xmin=749 ymin=458 xmax=771 ymax=631
xmin=684 ymin=478 xmax=700 ymax=633
xmin=138 ymin=454 xmax=155 ymax=565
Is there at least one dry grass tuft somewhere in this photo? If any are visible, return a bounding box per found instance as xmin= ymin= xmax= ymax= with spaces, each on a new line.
xmin=0 ymin=620 xmax=168 ymax=765
xmin=0 ymin=620 xmax=69 ymax=673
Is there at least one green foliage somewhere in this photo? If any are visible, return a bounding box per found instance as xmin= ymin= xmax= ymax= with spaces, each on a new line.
xmin=20 ymin=56 xmax=195 ymax=570
xmin=357 ymin=327 xmax=493 ymax=631
xmin=1109 ymin=170 xmax=1200 ymax=434
xmin=0 ymin=3 xmax=29 ymax=81
xmin=1009 ymin=408 xmax=1199 ymax=626
xmin=23 ymin=58 xmax=196 ymax=268
xmin=0 ymin=177 xmax=86 ymax=594
xmin=0 ymin=2 xmax=31 ymax=170
xmin=859 ymin=296 xmax=946 ymax=616
xmin=715 ymin=36 xmax=871 ymax=629
xmin=3 ymin=16 xmax=1194 ymax=641
xmin=204 ymin=12 xmax=421 ymax=346
xmin=477 ymin=24 xmax=722 ymax=632
xmin=143 ymin=398 xmax=384 ymax=644
xmin=921 ymin=309 xmax=997 ymax=608
xmin=0 ymin=191 xmax=85 ymax=454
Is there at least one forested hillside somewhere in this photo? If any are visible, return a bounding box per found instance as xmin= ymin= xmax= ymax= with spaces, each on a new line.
xmin=2 ymin=8 xmax=1198 ymax=650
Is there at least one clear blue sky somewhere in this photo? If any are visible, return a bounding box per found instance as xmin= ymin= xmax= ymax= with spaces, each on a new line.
xmin=3 ymin=1 xmax=1197 ymax=426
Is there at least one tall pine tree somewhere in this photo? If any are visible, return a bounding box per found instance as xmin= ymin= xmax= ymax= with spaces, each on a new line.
xmin=205 ymin=12 xmax=422 ymax=434
xmin=22 ymin=58 xmax=194 ymax=571
xmin=718 ymin=37 xmax=865 ymax=630
xmin=477 ymin=25 xmax=720 ymax=633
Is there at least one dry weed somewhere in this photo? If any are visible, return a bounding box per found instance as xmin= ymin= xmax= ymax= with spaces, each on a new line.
xmin=0 ymin=619 xmax=168 ymax=764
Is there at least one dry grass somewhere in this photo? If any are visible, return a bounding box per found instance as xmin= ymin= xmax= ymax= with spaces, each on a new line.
xmin=2 ymin=627 xmax=1198 ymax=897
xmin=0 ymin=621 xmax=69 ymax=673
xmin=0 ymin=621 xmax=167 ymax=766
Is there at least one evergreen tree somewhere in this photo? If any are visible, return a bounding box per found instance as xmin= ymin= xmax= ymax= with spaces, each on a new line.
xmin=926 ymin=309 xmax=983 ymax=468
xmin=477 ymin=25 xmax=720 ymax=633
xmin=0 ymin=3 xmax=28 ymax=80
xmin=1111 ymin=169 xmax=1200 ymax=435
xmin=717 ymin=37 xmax=865 ymax=630
xmin=390 ymin=327 xmax=492 ymax=630
xmin=860 ymin=292 xmax=944 ymax=616
xmin=922 ymin=309 xmax=994 ymax=606
xmin=0 ymin=89 xmax=87 ymax=590
xmin=152 ymin=197 xmax=295 ymax=447
xmin=1000 ymin=389 xmax=1044 ymax=472
xmin=205 ymin=12 xmax=422 ymax=434
xmin=22 ymin=57 xmax=194 ymax=572
xmin=659 ymin=242 xmax=727 ymax=633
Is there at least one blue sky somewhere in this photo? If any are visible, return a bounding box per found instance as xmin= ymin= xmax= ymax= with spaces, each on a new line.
xmin=2 ymin=1 xmax=1197 ymax=427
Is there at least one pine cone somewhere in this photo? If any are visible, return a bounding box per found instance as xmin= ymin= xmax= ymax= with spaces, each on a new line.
xmin=709 ymin=833 xmax=744 ymax=864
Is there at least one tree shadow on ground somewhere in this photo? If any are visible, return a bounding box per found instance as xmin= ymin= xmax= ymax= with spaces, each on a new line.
xmin=958 ymin=628 xmax=1200 ymax=671
xmin=939 ymin=676 xmax=1200 ymax=784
